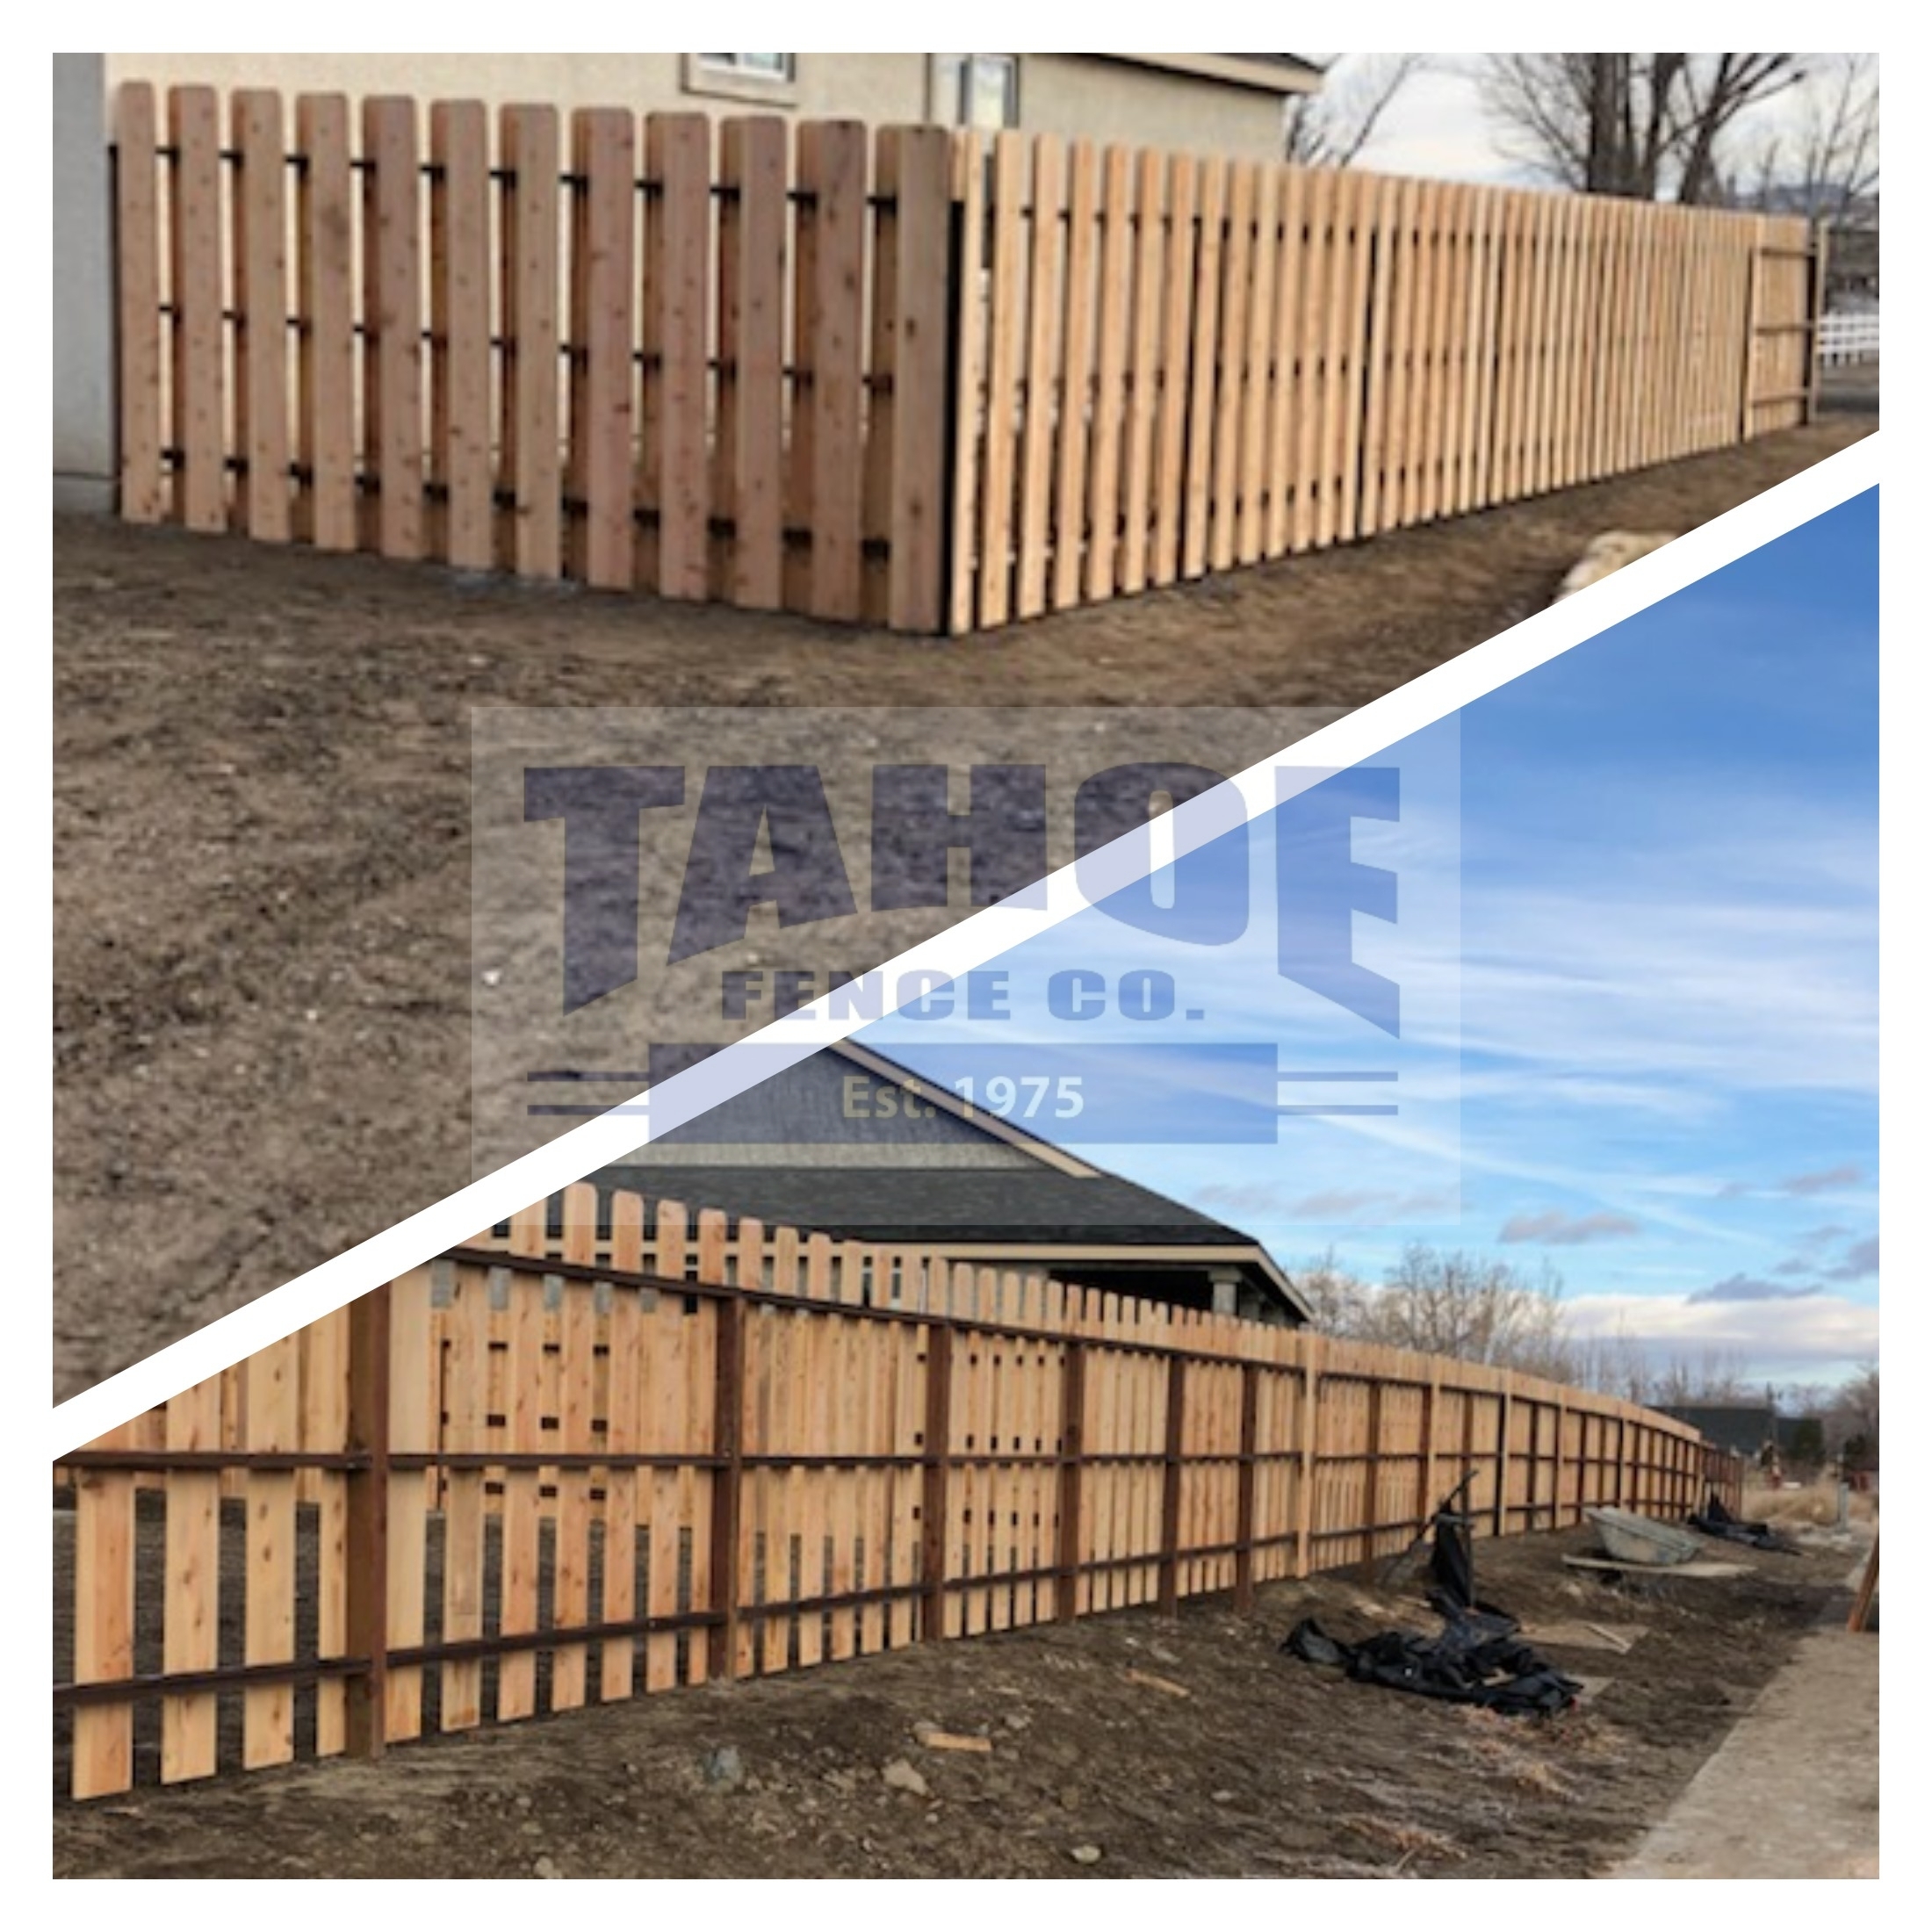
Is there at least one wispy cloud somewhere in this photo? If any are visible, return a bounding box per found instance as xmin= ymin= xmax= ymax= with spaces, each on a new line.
xmin=1498 ymin=1208 xmax=1641 ymax=1245
xmin=1824 ymin=1235 xmax=1879 ymax=1281
xmin=1563 ymin=1290 xmax=1878 ymax=1375
xmin=1779 ymin=1164 xmax=1864 ymax=1196
xmin=1691 ymin=1273 xmax=1820 ymax=1304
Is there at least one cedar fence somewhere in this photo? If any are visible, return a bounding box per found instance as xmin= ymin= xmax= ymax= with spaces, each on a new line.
xmin=108 ymin=83 xmax=1825 ymax=636
xmin=56 ymin=1183 xmax=1743 ymax=1801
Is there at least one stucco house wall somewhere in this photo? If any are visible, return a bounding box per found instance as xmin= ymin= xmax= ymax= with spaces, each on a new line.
xmin=103 ymin=52 xmax=1304 ymax=157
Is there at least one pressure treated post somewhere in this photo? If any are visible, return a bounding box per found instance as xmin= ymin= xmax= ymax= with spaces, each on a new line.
xmin=1417 ymin=1366 xmax=1440 ymax=1529
xmin=1055 ymin=1339 xmax=1088 ymax=1622
xmin=1232 ymin=1360 xmax=1260 ymax=1614
xmin=1361 ymin=1374 xmax=1384 ymax=1565
xmin=707 ymin=1287 xmax=746 ymax=1680
xmin=1157 ymin=1352 xmax=1188 ymax=1615
xmin=1804 ymin=219 xmax=1830 ymax=425
xmin=1494 ymin=1373 xmax=1513 ymax=1539
xmin=1294 ymin=1335 xmax=1322 ymax=1577
xmin=343 ymin=1281 xmax=393 ymax=1758
xmin=1738 ymin=214 xmax=1763 ymax=442
xmin=919 ymin=1317 xmax=955 ymax=1640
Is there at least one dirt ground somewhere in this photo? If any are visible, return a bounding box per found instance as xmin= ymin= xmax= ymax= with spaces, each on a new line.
xmin=51 ymin=1522 xmax=1865 ymax=1879
xmin=53 ymin=416 xmax=1874 ymax=1401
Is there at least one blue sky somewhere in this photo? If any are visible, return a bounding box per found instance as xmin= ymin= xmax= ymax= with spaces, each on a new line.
xmin=863 ymin=493 xmax=1878 ymax=1389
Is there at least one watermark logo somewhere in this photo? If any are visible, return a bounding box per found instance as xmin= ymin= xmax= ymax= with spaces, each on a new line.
xmin=472 ymin=708 xmax=1459 ymax=1226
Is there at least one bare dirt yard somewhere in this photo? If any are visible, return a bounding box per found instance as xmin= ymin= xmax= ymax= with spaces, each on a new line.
xmin=54 ymin=417 xmax=1874 ymax=1401
xmin=52 ymin=1523 xmax=1866 ymax=1879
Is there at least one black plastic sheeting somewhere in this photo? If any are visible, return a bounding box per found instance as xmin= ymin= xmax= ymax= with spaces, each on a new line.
xmin=1280 ymin=1489 xmax=1582 ymax=1718
xmin=1688 ymin=1489 xmax=1799 ymax=1553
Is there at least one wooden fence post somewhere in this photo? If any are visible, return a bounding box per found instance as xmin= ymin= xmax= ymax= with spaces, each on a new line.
xmin=1054 ymin=1339 xmax=1087 ymax=1622
xmin=1294 ymin=1335 xmax=1322 ymax=1577
xmin=1361 ymin=1373 xmax=1385 ymax=1564
xmin=1232 ymin=1360 xmax=1260 ymax=1613
xmin=1494 ymin=1374 xmax=1513 ymax=1538
xmin=343 ymin=1280 xmax=392 ymax=1758
xmin=1418 ymin=1365 xmax=1440 ymax=1527
xmin=920 ymin=1316 xmax=955 ymax=1639
xmin=707 ymin=1286 xmax=747 ymax=1681
xmin=1157 ymin=1352 xmax=1188 ymax=1615
xmin=1804 ymin=219 xmax=1830 ymax=425
xmin=1737 ymin=214 xmax=1763 ymax=442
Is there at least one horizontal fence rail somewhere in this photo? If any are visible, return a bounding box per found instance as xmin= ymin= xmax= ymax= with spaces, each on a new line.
xmin=109 ymin=83 xmax=1820 ymax=635
xmin=56 ymin=1184 xmax=1741 ymax=1800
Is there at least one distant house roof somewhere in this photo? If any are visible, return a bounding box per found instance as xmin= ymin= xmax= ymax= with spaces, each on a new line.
xmin=595 ymin=1038 xmax=1308 ymax=1322
xmin=1656 ymin=1403 xmax=1777 ymax=1458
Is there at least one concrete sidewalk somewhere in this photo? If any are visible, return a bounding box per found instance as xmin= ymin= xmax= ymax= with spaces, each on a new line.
xmin=1611 ymin=1621 xmax=1878 ymax=1878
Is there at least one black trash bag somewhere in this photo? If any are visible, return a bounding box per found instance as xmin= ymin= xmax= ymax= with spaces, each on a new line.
xmin=1688 ymin=1489 xmax=1798 ymax=1553
xmin=1429 ymin=1504 xmax=1477 ymax=1609
xmin=1280 ymin=1601 xmax=1582 ymax=1718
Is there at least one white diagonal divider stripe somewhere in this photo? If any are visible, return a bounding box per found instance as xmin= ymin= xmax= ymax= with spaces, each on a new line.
xmin=51 ymin=432 xmax=1881 ymax=1455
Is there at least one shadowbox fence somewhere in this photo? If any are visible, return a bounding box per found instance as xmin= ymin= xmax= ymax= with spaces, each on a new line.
xmin=56 ymin=1184 xmax=1742 ymax=1801
xmin=109 ymin=83 xmax=1824 ymax=636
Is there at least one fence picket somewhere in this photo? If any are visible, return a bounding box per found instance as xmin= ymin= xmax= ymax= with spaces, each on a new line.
xmin=112 ymin=83 xmax=163 ymax=523
xmin=231 ymin=91 xmax=292 ymax=542
xmin=295 ymin=95 xmax=357 ymax=551
xmin=360 ymin=97 xmax=422 ymax=559
xmin=168 ymin=87 xmax=226 ymax=533
xmin=796 ymin=121 xmax=869 ymax=621
xmin=159 ymin=1378 xmax=221 ymax=1783
xmin=429 ymin=101 xmax=493 ymax=570
xmin=647 ymin=113 xmax=712 ymax=600
xmin=1015 ymin=137 xmax=1066 ymax=618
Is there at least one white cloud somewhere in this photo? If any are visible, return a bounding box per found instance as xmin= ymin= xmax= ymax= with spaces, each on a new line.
xmin=1562 ymin=1290 xmax=1878 ymax=1376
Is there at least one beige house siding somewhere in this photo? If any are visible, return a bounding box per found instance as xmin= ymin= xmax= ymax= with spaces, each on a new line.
xmin=104 ymin=52 xmax=1301 ymax=157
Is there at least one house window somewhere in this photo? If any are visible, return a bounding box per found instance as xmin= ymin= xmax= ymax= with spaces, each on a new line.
xmin=934 ymin=54 xmax=1020 ymax=130
xmin=696 ymin=54 xmax=796 ymax=81
xmin=682 ymin=53 xmax=799 ymax=106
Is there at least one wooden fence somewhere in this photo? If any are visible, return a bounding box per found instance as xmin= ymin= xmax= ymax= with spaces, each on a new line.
xmin=108 ymin=83 xmax=1822 ymax=636
xmin=55 ymin=1184 xmax=1741 ymax=1801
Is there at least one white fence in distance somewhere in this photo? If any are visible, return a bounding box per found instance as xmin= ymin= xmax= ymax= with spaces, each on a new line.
xmin=1818 ymin=310 xmax=1879 ymax=365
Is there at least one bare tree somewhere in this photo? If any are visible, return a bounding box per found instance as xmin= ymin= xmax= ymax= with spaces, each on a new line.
xmin=1352 ymin=1244 xmax=1572 ymax=1372
xmin=1734 ymin=54 xmax=1878 ymax=220
xmin=1287 ymin=1245 xmax=1374 ymax=1331
xmin=1478 ymin=54 xmax=1806 ymax=203
xmin=1284 ymin=53 xmax=1426 ymax=167
xmin=1648 ymin=1348 xmax=1754 ymax=1408
xmin=1825 ymin=1362 xmax=1879 ymax=1465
